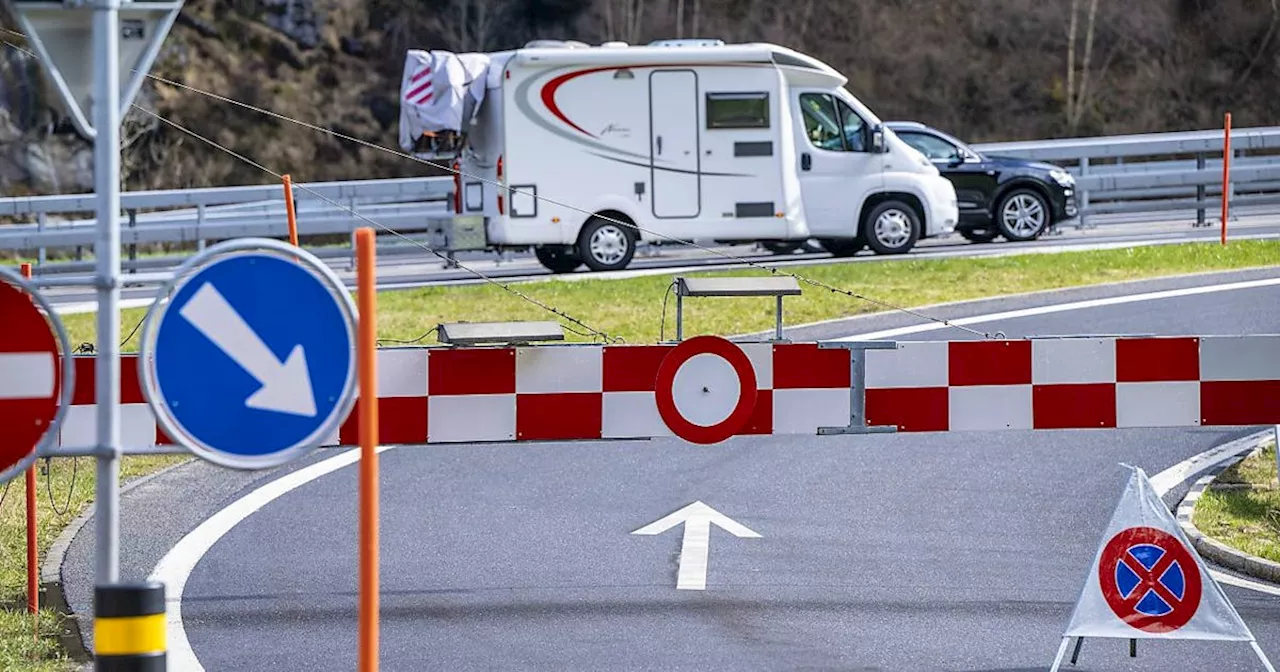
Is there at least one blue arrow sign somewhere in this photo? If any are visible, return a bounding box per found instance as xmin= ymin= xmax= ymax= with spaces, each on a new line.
xmin=142 ymin=243 xmax=356 ymax=469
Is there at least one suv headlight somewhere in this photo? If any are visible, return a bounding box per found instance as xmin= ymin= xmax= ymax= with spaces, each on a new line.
xmin=1049 ymin=169 xmax=1074 ymax=186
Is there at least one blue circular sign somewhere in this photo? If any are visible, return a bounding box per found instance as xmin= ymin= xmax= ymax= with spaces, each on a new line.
xmin=140 ymin=239 xmax=357 ymax=469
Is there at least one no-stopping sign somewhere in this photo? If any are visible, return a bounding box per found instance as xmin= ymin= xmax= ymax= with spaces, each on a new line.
xmin=1098 ymin=526 xmax=1203 ymax=633
xmin=655 ymin=336 xmax=757 ymax=444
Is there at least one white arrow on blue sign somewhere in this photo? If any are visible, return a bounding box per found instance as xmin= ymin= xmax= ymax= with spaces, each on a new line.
xmin=139 ymin=238 xmax=358 ymax=469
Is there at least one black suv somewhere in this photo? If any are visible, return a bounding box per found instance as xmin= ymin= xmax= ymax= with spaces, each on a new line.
xmin=886 ymin=121 xmax=1078 ymax=243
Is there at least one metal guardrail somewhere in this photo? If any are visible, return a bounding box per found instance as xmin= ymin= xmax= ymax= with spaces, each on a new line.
xmin=0 ymin=175 xmax=457 ymax=270
xmin=1 ymin=125 xmax=1279 ymax=273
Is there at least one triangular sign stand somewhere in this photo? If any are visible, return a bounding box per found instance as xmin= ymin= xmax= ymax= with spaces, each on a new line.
xmin=5 ymin=0 xmax=182 ymax=139
xmin=1049 ymin=464 xmax=1277 ymax=671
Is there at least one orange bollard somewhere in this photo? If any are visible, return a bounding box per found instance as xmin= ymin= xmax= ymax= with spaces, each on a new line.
xmin=355 ymin=227 xmax=380 ymax=672
xmin=1221 ymin=112 xmax=1232 ymax=246
xmin=283 ymin=174 xmax=300 ymax=250
xmin=20 ymin=263 xmax=38 ymax=636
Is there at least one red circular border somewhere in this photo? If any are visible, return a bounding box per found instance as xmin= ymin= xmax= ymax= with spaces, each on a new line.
xmin=654 ymin=336 xmax=757 ymax=445
xmin=0 ymin=279 xmax=61 ymax=473
xmin=1098 ymin=526 xmax=1203 ymax=633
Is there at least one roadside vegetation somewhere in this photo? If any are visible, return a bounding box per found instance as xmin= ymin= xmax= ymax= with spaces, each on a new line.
xmin=0 ymin=456 xmax=187 ymax=671
xmin=1 ymin=238 xmax=1277 ymax=669
xmin=1194 ymin=441 xmax=1280 ymax=565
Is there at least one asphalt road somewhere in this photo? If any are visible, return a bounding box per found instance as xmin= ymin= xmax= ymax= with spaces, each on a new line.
xmin=59 ymin=267 xmax=1280 ymax=671
xmin=38 ymin=214 xmax=1280 ymax=312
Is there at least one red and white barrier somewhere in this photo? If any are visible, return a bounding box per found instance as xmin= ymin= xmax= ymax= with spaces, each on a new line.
xmin=864 ymin=337 xmax=1280 ymax=431
xmin=50 ymin=335 xmax=1280 ymax=451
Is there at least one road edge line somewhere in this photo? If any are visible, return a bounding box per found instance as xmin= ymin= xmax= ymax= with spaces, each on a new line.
xmin=148 ymin=444 xmax=397 ymax=672
xmin=739 ymin=265 xmax=1280 ymax=340
xmin=1150 ymin=429 xmax=1280 ymax=596
xmin=1174 ymin=434 xmax=1280 ymax=585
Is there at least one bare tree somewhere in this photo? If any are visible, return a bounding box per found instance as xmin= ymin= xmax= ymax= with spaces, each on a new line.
xmin=1064 ymin=0 xmax=1100 ymax=133
xmin=437 ymin=0 xmax=512 ymax=52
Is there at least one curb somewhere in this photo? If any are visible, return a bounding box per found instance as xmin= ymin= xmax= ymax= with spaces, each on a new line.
xmin=1175 ymin=431 xmax=1280 ymax=585
xmin=39 ymin=455 xmax=194 ymax=664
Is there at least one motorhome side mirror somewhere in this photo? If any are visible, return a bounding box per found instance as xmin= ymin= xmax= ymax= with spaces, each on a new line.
xmin=871 ymin=125 xmax=886 ymax=153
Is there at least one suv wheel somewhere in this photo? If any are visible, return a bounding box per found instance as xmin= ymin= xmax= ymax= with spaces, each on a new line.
xmin=818 ymin=236 xmax=865 ymax=257
xmin=577 ymin=215 xmax=637 ymax=271
xmin=995 ymin=189 xmax=1049 ymax=241
xmin=863 ymin=200 xmax=921 ymax=255
xmin=959 ymin=228 xmax=999 ymax=243
xmin=534 ymin=246 xmax=582 ymax=273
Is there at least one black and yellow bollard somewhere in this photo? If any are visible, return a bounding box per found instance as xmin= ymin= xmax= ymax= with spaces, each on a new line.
xmin=94 ymin=582 xmax=166 ymax=671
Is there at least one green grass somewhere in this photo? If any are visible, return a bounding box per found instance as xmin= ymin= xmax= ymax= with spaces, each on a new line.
xmin=1193 ymin=442 xmax=1280 ymax=564
xmin=56 ymin=238 xmax=1280 ymax=349
xmin=4 ymin=238 xmax=1277 ymax=669
xmin=0 ymin=457 xmax=189 ymax=671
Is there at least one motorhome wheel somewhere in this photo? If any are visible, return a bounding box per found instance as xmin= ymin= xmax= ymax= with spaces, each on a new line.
xmin=864 ymin=201 xmax=921 ymax=255
xmin=578 ymin=216 xmax=637 ymax=272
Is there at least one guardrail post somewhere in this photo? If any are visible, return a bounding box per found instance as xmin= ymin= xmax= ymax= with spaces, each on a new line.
xmin=36 ymin=213 xmax=47 ymax=267
xmin=127 ymin=209 xmax=137 ymax=274
xmin=196 ymin=204 xmax=206 ymax=252
xmin=1077 ymin=157 xmax=1091 ymax=230
xmin=1195 ymin=153 xmax=1207 ymax=227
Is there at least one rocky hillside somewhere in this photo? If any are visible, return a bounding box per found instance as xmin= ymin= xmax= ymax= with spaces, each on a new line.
xmin=0 ymin=0 xmax=1277 ymax=197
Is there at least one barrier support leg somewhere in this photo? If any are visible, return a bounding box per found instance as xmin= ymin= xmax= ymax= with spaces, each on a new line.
xmin=1251 ymin=640 xmax=1278 ymax=672
xmin=1048 ymin=636 xmax=1071 ymax=672
xmin=356 ymin=227 xmax=380 ymax=672
xmin=1129 ymin=638 xmax=1136 ymax=657
xmin=1071 ymin=636 xmax=1083 ymax=664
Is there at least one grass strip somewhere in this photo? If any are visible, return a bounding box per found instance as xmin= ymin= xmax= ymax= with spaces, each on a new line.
xmin=0 ymin=456 xmax=188 ymax=671
xmin=1193 ymin=441 xmax=1280 ymax=564
xmin=2 ymin=238 xmax=1277 ymax=669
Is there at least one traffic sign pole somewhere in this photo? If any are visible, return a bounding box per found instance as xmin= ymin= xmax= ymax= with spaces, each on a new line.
xmin=93 ymin=0 xmax=124 ymax=588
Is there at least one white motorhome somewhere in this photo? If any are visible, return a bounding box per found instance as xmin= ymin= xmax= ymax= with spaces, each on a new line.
xmin=399 ymin=38 xmax=959 ymax=273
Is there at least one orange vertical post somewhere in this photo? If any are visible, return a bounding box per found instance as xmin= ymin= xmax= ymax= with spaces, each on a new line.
xmin=21 ymin=263 xmax=38 ymax=638
xmin=355 ymin=227 xmax=380 ymax=672
xmin=1221 ymin=112 xmax=1232 ymax=246
xmin=283 ymin=174 xmax=300 ymax=249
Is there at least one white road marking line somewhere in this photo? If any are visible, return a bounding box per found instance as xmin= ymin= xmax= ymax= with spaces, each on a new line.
xmin=834 ymin=276 xmax=1280 ymax=341
xmin=149 ymin=445 xmax=397 ymax=671
xmin=1150 ymin=429 xmax=1280 ymax=599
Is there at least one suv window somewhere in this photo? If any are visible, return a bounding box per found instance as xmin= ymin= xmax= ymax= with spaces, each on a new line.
xmin=898 ymin=131 xmax=961 ymax=162
xmin=799 ymin=93 xmax=867 ymax=152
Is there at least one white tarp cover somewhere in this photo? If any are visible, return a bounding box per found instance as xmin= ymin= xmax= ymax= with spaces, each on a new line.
xmin=398 ymin=49 xmax=491 ymax=151
xmin=1060 ymin=465 xmax=1254 ymax=642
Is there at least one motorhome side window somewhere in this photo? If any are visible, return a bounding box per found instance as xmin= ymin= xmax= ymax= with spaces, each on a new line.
xmin=706 ymin=92 xmax=770 ymax=129
xmin=799 ymin=93 xmax=868 ymax=152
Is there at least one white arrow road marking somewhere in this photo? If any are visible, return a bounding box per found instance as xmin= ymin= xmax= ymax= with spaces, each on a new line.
xmin=632 ymin=501 xmax=761 ymax=590
xmin=178 ymin=282 xmax=318 ymax=417
xmin=0 ymin=352 xmax=55 ymax=399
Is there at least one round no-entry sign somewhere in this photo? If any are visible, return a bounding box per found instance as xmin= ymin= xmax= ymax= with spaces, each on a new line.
xmin=1098 ymin=525 xmax=1203 ymax=633
xmin=655 ymin=335 xmax=757 ymax=445
xmin=0 ymin=267 xmax=73 ymax=484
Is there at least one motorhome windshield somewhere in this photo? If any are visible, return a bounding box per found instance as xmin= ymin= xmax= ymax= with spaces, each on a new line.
xmin=834 ymin=88 xmax=883 ymax=128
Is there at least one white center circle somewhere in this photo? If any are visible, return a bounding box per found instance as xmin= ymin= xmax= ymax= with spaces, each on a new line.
xmin=671 ymin=352 xmax=742 ymax=428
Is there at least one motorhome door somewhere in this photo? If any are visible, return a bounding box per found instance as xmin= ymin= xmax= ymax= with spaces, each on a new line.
xmin=649 ymin=70 xmax=701 ymax=218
